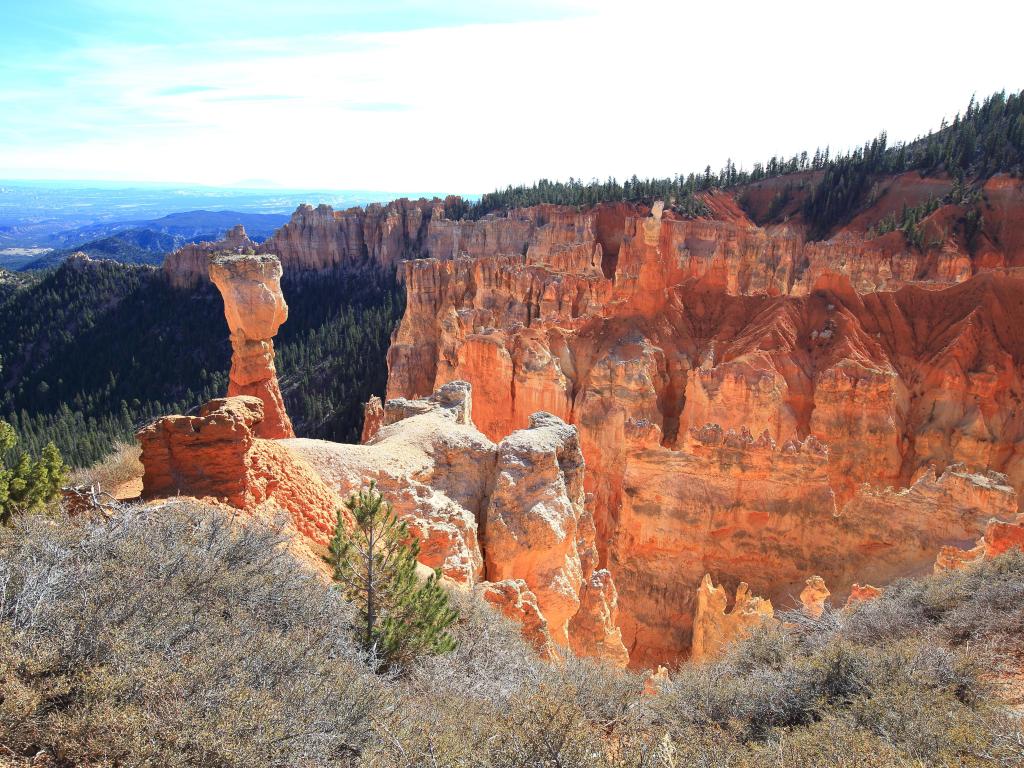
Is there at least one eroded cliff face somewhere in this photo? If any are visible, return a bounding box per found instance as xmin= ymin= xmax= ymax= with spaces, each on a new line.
xmin=153 ymin=178 xmax=1024 ymax=667
xmin=386 ymin=184 xmax=1024 ymax=666
xmin=162 ymin=197 xmax=643 ymax=289
xmin=139 ymin=381 xmax=629 ymax=665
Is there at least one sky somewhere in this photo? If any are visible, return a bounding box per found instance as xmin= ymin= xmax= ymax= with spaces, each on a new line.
xmin=1 ymin=0 xmax=1022 ymax=195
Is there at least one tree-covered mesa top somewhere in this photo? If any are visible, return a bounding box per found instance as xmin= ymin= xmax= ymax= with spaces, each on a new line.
xmin=461 ymin=90 xmax=1024 ymax=238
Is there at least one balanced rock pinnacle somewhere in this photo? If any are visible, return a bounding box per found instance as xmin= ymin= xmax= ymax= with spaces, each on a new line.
xmin=209 ymin=253 xmax=294 ymax=439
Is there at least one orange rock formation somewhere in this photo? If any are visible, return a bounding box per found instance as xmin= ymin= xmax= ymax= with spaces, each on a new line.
xmin=935 ymin=513 xmax=1024 ymax=572
xmin=139 ymin=380 xmax=628 ymax=664
xmin=799 ymin=576 xmax=830 ymax=618
xmin=845 ymin=583 xmax=883 ymax=607
xmin=285 ymin=383 xmax=629 ymax=665
xmin=136 ymin=396 xmax=341 ymax=546
xmin=385 ymin=188 xmax=1024 ymax=666
xmin=690 ymin=574 xmax=774 ymax=662
xmin=155 ymin=176 xmax=1024 ymax=665
xmin=476 ymin=579 xmax=556 ymax=660
xmin=209 ymin=253 xmax=294 ymax=439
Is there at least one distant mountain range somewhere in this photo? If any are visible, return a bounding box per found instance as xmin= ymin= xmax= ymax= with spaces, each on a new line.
xmin=45 ymin=209 xmax=291 ymax=248
xmin=0 ymin=181 xmax=439 ymax=246
xmin=4 ymin=210 xmax=290 ymax=270
xmin=0 ymin=181 xmax=446 ymax=270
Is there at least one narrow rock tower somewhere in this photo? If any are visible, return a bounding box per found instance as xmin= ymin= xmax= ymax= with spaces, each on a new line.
xmin=209 ymin=253 xmax=294 ymax=439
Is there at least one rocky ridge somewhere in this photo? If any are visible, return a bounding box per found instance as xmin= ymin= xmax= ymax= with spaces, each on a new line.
xmin=138 ymin=264 xmax=629 ymax=663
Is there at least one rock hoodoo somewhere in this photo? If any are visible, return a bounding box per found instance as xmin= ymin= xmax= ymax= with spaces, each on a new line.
xmin=209 ymin=253 xmax=294 ymax=440
xmin=690 ymin=575 xmax=774 ymax=662
xmin=799 ymin=576 xmax=830 ymax=618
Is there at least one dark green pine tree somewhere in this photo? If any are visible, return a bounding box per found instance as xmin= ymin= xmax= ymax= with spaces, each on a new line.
xmin=0 ymin=418 xmax=69 ymax=525
xmin=326 ymin=482 xmax=457 ymax=669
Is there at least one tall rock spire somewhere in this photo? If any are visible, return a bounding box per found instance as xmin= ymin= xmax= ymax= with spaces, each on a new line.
xmin=209 ymin=253 xmax=294 ymax=439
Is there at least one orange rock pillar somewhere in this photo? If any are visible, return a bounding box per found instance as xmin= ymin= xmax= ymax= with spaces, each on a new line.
xmin=209 ymin=253 xmax=294 ymax=439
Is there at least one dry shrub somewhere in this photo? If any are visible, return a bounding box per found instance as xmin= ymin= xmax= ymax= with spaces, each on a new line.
xmin=372 ymin=594 xmax=658 ymax=768
xmin=0 ymin=501 xmax=382 ymax=767
xmin=2 ymin=503 xmax=1023 ymax=768
xmin=69 ymin=439 xmax=143 ymax=494
xmin=841 ymin=551 xmax=1024 ymax=652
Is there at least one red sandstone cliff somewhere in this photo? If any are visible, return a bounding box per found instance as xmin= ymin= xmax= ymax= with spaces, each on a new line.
xmin=385 ymin=182 xmax=1024 ymax=667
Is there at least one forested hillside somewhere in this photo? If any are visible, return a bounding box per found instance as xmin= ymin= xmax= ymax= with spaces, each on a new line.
xmin=0 ymin=258 xmax=402 ymax=466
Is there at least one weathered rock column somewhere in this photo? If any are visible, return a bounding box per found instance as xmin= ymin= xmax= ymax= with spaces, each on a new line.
xmin=209 ymin=253 xmax=294 ymax=439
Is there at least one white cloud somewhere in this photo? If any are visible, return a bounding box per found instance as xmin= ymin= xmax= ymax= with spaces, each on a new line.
xmin=1 ymin=0 xmax=1021 ymax=193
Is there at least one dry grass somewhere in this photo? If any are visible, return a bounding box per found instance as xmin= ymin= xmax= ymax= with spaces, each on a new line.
xmin=68 ymin=440 xmax=143 ymax=497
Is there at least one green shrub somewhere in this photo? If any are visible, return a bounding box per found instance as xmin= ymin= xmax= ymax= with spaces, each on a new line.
xmin=0 ymin=418 xmax=67 ymax=525
xmin=327 ymin=484 xmax=458 ymax=670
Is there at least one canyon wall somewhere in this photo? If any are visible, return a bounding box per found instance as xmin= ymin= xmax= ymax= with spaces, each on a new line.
xmin=385 ymin=178 xmax=1024 ymax=666
xmin=163 ymin=196 xmax=644 ymax=288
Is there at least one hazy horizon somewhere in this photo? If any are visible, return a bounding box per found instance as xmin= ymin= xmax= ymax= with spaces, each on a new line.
xmin=3 ymin=0 xmax=1022 ymax=193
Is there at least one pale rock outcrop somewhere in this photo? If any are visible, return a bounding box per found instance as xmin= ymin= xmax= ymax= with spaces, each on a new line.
xmin=163 ymin=224 xmax=254 ymax=288
xmin=286 ymin=381 xmax=493 ymax=585
xmin=483 ymin=412 xmax=587 ymax=646
xmin=209 ymin=253 xmax=294 ymax=439
xmin=361 ymin=395 xmax=384 ymax=443
xmin=475 ymin=579 xmax=557 ymax=660
xmin=690 ymin=574 xmax=775 ymax=662
xmin=799 ymin=576 xmax=830 ymax=618
xmin=569 ymin=569 xmax=629 ymax=667
xmin=289 ymin=386 xmax=626 ymax=661
xmin=229 ymin=382 xmax=618 ymax=659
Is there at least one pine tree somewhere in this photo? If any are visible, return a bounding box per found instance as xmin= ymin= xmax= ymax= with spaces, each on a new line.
xmin=1 ymin=418 xmax=68 ymax=525
xmin=326 ymin=482 xmax=457 ymax=669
